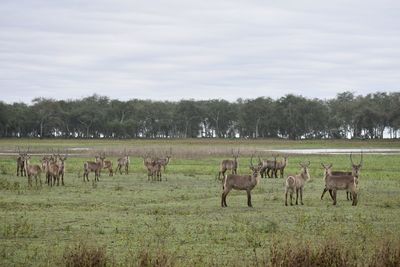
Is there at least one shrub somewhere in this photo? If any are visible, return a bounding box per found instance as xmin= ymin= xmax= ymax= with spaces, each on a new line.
xmin=63 ymin=242 xmax=107 ymax=267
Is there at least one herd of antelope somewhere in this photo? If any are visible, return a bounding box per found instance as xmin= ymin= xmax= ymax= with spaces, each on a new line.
xmin=14 ymin=146 xmax=363 ymax=208
xmin=15 ymin=148 xmax=172 ymax=185
xmin=219 ymin=151 xmax=363 ymax=208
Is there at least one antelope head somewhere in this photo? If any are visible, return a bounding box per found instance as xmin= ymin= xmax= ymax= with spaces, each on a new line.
xmin=350 ymin=152 xmax=363 ymax=177
xmin=299 ymin=161 xmax=311 ymax=180
xmin=321 ymin=163 xmax=333 ymax=177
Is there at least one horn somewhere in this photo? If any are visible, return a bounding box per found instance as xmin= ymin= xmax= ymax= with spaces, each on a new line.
xmin=250 ymin=154 xmax=254 ymax=168
xmin=350 ymin=152 xmax=354 ymax=165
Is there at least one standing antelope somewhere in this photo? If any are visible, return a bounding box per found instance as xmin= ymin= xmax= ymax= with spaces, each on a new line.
xmin=321 ymin=163 xmax=358 ymax=206
xmin=285 ymin=162 xmax=311 ymax=206
xmin=23 ymin=155 xmax=42 ymax=187
xmin=320 ymin=153 xmax=362 ymax=201
xmin=258 ymin=155 xmax=277 ymax=178
xmin=96 ymin=153 xmax=113 ymax=176
xmin=274 ymin=156 xmax=288 ymax=178
xmin=57 ymin=153 xmax=68 ymax=186
xmin=44 ymin=157 xmax=60 ymax=186
xmin=115 ymin=153 xmax=130 ymax=175
xmin=221 ymin=155 xmax=261 ymax=208
xmin=218 ymin=149 xmax=239 ymax=180
xmin=142 ymin=156 xmax=162 ymax=181
xmin=16 ymin=147 xmax=27 ymax=177
xmin=83 ymin=155 xmax=104 ymax=182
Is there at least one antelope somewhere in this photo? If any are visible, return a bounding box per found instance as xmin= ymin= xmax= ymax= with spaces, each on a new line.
xmin=258 ymin=155 xmax=277 ymax=178
xmin=274 ymin=155 xmax=288 ymax=178
xmin=142 ymin=155 xmax=162 ymax=181
xmin=23 ymin=155 xmax=42 ymax=187
xmin=96 ymin=153 xmax=113 ymax=176
xmin=44 ymin=157 xmax=60 ymax=186
xmin=157 ymin=148 xmax=172 ymax=172
xmin=285 ymin=161 xmax=311 ymax=206
xmin=320 ymin=153 xmax=362 ymax=201
xmin=115 ymin=151 xmax=130 ymax=175
xmin=221 ymin=155 xmax=261 ymax=208
xmin=321 ymin=163 xmax=358 ymax=206
xmin=16 ymin=147 xmax=27 ymax=177
xmin=218 ymin=149 xmax=239 ymax=180
xmin=57 ymin=152 xmax=68 ymax=186
xmin=83 ymin=155 xmax=104 ymax=182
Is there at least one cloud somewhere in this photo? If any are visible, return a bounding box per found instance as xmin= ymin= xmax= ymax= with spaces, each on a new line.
xmin=0 ymin=0 xmax=399 ymax=103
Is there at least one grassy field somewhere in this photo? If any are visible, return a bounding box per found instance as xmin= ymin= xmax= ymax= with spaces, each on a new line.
xmin=0 ymin=139 xmax=400 ymax=266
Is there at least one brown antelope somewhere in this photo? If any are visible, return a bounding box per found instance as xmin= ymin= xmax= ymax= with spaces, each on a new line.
xmin=23 ymin=155 xmax=42 ymax=187
xmin=320 ymin=153 xmax=362 ymax=201
xmin=258 ymin=155 xmax=277 ymax=178
xmin=44 ymin=157 xmax=60 ymax=186
xmin=115 ymin=151 xmax=130 ymax=175
xmin=157 ymin=148 xmax=172 ymax=172
xmin=321 ymin=163 xmax=358 ymax=206
xmin=96 ymin=153 xmax=113 ymax=176
xmin=274 ymin=155 xmax=288 ymax=178
xmin=218 ymin=149 xmax=239 ymax=180
xmin=16 ymin=147 xmax=27 ymax=177
xmin=142 ymin=155 xmax=162 ymax=181
xmin=83 ymin=155 xmax=105 ymax=182
xmin=57 ymin=152 xmax=68 ymax=186
xmin=285 ymin=161 xmax=311 ymax=206
xmin=221 ymin=155 xmax=261 ymax=208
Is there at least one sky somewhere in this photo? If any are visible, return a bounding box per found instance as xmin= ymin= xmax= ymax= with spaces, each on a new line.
xmin=0 ymin=0 xmax=399 ymax=104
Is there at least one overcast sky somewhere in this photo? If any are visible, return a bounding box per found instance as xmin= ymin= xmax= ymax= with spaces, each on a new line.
xmin=1 ymin=0 xmax=399 ymax=104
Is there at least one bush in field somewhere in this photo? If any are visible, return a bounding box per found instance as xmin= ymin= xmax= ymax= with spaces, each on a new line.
xmin=63 ymin=241 xmax=107 ymax=267
xmin=369 ymin=240 xmax=400 ymax=267
xmin=137 ymin=249 xmax=175 ymax=267
xmin=268 ymin=240 xmax=356 ymax=267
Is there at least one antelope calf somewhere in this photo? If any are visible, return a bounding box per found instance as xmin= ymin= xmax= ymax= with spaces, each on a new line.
xmin=83 ymin=156 xmax=104 ymax=182
xmin=218 ymin=149 xmax=239 ymax=180
xmin=285 ymin=162 xmax=311 ymax=206
xmin=23 ymin=155 xmax=42 ymax=187
xmin=221 ymin=155 xmax=261 ymax=208
xmin=321 ymin=164 xmax=358 ymax=206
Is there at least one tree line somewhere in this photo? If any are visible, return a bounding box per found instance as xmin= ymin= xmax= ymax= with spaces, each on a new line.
xmin=0 ymin=91 xmax=399 ymax=139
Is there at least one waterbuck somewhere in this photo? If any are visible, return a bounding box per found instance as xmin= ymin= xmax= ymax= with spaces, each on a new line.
xmin=57 ymin=152 xmax=68 ymax=186
xmin=258 ymin=155 xmax=277 ymax=178
xmin=274 ymin=155 xmax=288 ymax=178
xmin=115 ymin=152 xmax=130 ymax=175
xmin=321 ymin=163 xmax=358 ymax=206
xmin=320 ymin=153 xmax=362 ymax=201
xmin=285 ymin=161 xmax=311 ymax=206
xmin=23 ymin=155 xmax=42 ymax=187
xmin=16 ymin=147 xmax=28 ymax=177
xmin=142 ymin=155 xmax=162 ymax=181
xmin=218 ymin=149 xmax=239 ymax=180
xmin=44 ymin=157 xmax=60 ymax=186
xmin=221 ymin=155 xmax=261 ymax=208
xmin=96 ymin=153 xmax=113 ymax=176
xmin=83 ymin=155 xmax=105 ymax=182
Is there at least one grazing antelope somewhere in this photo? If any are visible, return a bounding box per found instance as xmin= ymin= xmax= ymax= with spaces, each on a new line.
xmin=285 ymin=162 xmax=311 ymax=206
xmin=83 ymin=155 xmax=104 ymax=182
xmin=115 ymin=152 xmax=130 ymax=175
xmin=16 ymin=147 xmax=27 ymax=177
xmin=221 ymin=155 xmax=261 ymax=208
xmin=321 ymin=163 xmax=358 ymax=206
xmin=320 ymin=153 xmax=362 ymax=201
xmin=258 ymin=155 xmax=277 ymax=178
xmin=274 ymin=155 xmax=288 ymax=178
xmin=218 ymin=149 xmax=239 ymax=180
xmin=23 ymin=155 xmax=42 ymax=187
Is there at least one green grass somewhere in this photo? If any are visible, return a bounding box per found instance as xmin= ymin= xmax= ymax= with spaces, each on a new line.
xmin=0 ymin=139 xmax=400 ymax=266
